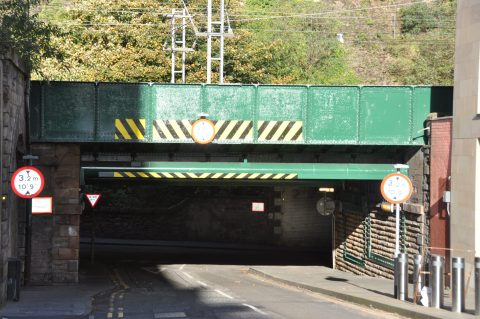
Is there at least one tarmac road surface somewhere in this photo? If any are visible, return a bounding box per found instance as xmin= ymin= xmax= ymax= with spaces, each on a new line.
xmin=86 ymin=244 xmax=401 ymax=319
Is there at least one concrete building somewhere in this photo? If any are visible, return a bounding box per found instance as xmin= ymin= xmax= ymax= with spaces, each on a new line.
xmin=451 ymin=1 xmax=480 ymax=269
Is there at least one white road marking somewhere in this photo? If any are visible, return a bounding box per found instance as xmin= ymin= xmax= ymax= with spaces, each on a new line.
xmin=181 ymin=271 xmax=193 ymax=279
xmin=179 ymin=264 xmax=186 ymax=270
xmin=243 ymin=303 xmax=267 ymax=315
xmin=215 ymin=289 xmax=234 ymax=300
xmin=154 ymin=312 xmax=187 ymax=318
xmin=197 ymin=280 xmax=209 ymax=287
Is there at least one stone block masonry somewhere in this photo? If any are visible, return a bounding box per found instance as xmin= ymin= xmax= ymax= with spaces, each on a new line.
xmin=335 ymin=209 xmax=424 ymax=279
xmin=30 ymin=144 xmax=81 ymax=284
xmin=275 ymin=187 xmax=332 ymax=252
xmin=0 ymin=48 xmax=27 ymax=305
xmin=334 ymin=180 xmax=426 ymax=280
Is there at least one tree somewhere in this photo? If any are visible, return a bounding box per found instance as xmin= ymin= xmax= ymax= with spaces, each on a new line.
xmin=0 ymin=0 xmax=60 ymax=71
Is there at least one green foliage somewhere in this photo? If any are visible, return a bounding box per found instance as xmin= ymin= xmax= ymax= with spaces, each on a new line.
xmin=0 ymin=0 xmax=60 ymax=71
xmin=400 ymin=1 xmax=455 ymax=35
xmin=235 ymin=0 xmax=360 ymax=84
xmin=390 ymin=0 xmax=456 ymax=84
xmin=400 ymin=3 xmax=439 ymax=34
xmin=32 ymin=0 xmax=456 ymax=85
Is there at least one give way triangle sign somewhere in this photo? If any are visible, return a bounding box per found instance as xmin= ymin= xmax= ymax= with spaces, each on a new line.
xmin=86 ymin=194 xmax=101 ymax=208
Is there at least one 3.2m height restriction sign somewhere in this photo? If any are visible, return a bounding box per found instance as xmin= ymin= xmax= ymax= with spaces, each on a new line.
xmin=380 ymin=172 xmax=413 ymax=204
xmin=11 ymin=166 xmax=45 ymax=199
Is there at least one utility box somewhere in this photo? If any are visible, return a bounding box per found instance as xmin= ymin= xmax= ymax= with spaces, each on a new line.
xmin=7 ymin=258 xmax=21 ymax=301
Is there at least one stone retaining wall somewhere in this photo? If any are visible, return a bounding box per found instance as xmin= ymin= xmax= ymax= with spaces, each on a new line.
xmin=0 ymin=48 xmax=27 ymax=304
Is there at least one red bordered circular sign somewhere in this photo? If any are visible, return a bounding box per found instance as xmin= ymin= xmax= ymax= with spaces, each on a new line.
xmin=380 ymin=172 xmax=413 ymax=204
xmin=191 ymin=119 xmax=216 ymax=144
xmin=11 ymin=166 xmax=45 ymax=199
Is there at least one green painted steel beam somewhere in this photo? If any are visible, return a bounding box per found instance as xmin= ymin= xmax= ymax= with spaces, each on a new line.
xmin=83 ymin=162 xmax=407 ymax=180
xmin=30 ymin=82 xmax=453 ymax=146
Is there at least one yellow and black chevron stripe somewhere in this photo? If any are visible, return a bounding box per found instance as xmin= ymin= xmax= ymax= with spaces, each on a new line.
xmin=113 ymin=172 xmax=298 ymax=180
xmin=115 ymin=119 xmax=146 ymax=140
xmin=214 ymin=120 xmax=253 ymax=141
xmin=152 ymin=120 xmax=253 ymax=141
xmin=257 ymin=121 xmax=303 ymax=142
xmin=153 ymin=120 xmax=193 ymax=140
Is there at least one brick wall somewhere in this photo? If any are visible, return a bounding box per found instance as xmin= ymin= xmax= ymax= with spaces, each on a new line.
xmin=429 ymin=118 xmax=452 ymax=268
xmin=30 ymin=144 xmax=81 ymax=284
xmin=0 ymin=49 xmax=27 ymax=304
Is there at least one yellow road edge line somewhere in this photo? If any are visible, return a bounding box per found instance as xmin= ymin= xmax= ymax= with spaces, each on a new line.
xmin=113 ymin=269 xmax=129 ymax=289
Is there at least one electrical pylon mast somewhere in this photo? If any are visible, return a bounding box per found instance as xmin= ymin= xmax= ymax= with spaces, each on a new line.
xmin=205 ymin=0 xmax=225 ymax=84
xmin=198 ymin=0 xmax=233 ymax=83
xmin=164 ymin=8 xmax=194 ymax=83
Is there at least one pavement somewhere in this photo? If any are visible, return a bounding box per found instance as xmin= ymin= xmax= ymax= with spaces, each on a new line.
xmin=0 ymin=263 xmax=114 ymax=319
xmin=0 ymin=262 xmax=477 ymax=318
xmin=248 ymin=266 xmax=478 ymax=319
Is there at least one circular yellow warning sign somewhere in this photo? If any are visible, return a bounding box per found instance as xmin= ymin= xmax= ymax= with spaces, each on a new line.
xmin=381 ymin=173 xmax=413 ymax=204
xmin=191 ymin=119 xmax=216 ymax=144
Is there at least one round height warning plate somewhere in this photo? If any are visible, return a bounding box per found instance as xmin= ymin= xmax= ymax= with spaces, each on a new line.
xmin=191 ymin=119 xmax=216 ymax=144
xmin=11 ymin=166 xmax=45 ymax=199
xmin=381 ymin=173 xmax=413 ymax=204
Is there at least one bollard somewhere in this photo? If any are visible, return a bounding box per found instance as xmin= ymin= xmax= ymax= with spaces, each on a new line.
xmin=451 ymin=257 xmax=465 ymax=313
xmin=396 ymin=253 xmax=409 ymax=301
xmin=430 ymin=255 xmax=444 ymax=309
xmin=475 ymin=257 xmax=480 ymax=315
xmin=413 ymin=254 xmax=423 ymax=301
xmin=394 ymin=256 xmax=398 ymax=299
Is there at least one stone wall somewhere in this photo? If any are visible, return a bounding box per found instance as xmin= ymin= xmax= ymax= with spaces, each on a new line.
xmin=334 ymin=181 xmax=426 ymax=279
xmin=29 ymin=144 xmax=81 ymax=284
xmin=274 ymin=186 xmax=332 ymax=252
xmin=80 ymin=185 xmax=274 ymax=245
xmin=0 ymin=48 xmax=27 ymax=304
xmin=80 ymin=184 xmax=331 ymax=251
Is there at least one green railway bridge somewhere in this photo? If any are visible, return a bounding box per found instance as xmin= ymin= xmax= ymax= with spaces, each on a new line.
xmin=26 ymin=82 xmax=452 ymax=284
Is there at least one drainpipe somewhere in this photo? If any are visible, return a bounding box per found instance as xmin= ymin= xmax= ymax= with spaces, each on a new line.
xmin=24 ymin=74 xmax=32 ymax=283
xmin=0 ymin=59 xmax=4 ymax=221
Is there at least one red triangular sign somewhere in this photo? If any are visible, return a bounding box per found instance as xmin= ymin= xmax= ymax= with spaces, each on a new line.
xmin=86 ymin=194 xmax=101 ymax=208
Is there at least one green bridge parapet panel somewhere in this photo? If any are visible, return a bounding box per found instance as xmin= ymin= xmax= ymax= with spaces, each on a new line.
xmin=29 ymin=81 xmax=452 ymax=145
xmin=83 ymin=162 xmax=408 ymax=181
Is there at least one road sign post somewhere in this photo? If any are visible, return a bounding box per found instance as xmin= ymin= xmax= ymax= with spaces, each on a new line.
xmin=86 ymin=194 xmax=101 ymax=264
xmin=380 ymin=170 xmax=413 ymax=257
xmin=11 ymin=163 xmax=43 ymax=284
xmin=381 ymin=166 xmax=413 ymax=301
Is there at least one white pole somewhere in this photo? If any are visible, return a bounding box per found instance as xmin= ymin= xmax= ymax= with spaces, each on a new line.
xmin=206 ymin=0 xmax=212 ymax=84
xmin=170 ymin=9 xmax=176 ymax=84
xmin=219 ymin=0 xmax=225 ymax=83
xmin=181 ymin=8 xmax=187 ymax=84
xmin=395 ymin=203 xmax=400 ymax=257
